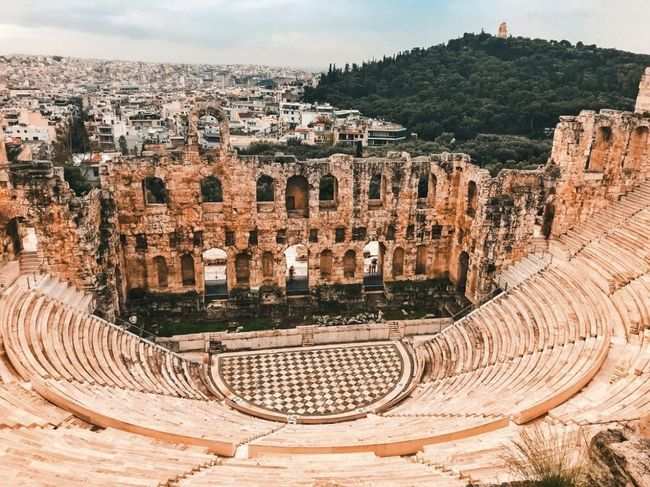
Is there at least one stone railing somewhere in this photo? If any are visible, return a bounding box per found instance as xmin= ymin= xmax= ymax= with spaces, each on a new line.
xmin=156 ymin=317 xmax=452 ymax=353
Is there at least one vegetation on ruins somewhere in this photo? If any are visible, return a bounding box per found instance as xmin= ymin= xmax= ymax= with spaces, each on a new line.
xmin=501 ymin=425 xmax=600 ymax=487
xmin=305 ymin=33 xmax=650 ymax=140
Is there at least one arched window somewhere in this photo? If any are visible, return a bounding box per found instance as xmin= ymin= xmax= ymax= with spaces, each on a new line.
xmin=256 ymin=175 xmax=275 ymax=202
xmin=467 ymin=181 xmax=478 ymax=217
xmin=417 ymin=174 xmax=429 ymax=199
xmin=415 ymin=245 xmax=428 ymax=275
xmin=286 ymin=175 xmax=309 ymax=217
xmin=320 ymin=250 xmax=333 ymax=280
xmin=319 ymin=175 xmax=337 ymax=203
xmin=368 ymin=173 xmax=382 ymax=200
xmin=430 ymin=174 xmax=437 ymax=203
xmin=262 ymin=251 xmax=274 ymax=278
xmin=343 ymin=250 xmax=356 ymax=278
xmin=181 ymin=253 xmax=195 ymax=286
xmin=236 ymin=253 xmax=251 ymax=286
xmin=200 ymin=176 xmax=223 ymax=203
xmin=143 ymin=177 xmax=168 ymax=205
xmin=392 ymin=247 xmax=404 ymax=277
xmin=154 ymin=256 xmax=168 ymax=288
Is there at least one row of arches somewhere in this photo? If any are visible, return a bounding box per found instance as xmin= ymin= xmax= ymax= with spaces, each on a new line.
xmin=142 ymin=172 xmax=480 ymax=217
xmin=146 ymin=245 xmax=471 ymax=299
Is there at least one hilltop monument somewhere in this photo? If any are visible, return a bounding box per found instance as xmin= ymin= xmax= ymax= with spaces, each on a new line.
xmin=497 ymin=21 xmax=509 ymax=39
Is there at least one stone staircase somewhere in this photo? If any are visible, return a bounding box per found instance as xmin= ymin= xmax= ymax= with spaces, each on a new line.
xmin=18 ymin=251 xmax=43 ymax=274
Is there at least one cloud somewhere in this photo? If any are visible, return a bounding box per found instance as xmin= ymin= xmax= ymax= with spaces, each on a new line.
xmin=0 ymin=1 xmax=648 ymax=67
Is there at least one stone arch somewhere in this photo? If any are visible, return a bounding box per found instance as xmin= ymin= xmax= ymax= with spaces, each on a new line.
xmin=143 ymin=177 xmax=168 ymax=205
xmin=320 ymin=249 xmax=333 ymax=280
xmin=181 ymin=253 xmax=195 ymax=286
xmin=262 ymin=251 xmax=274 ymax=279
xmin=319 ymin=174 xmax=338 ymax=205
xmin=467 ymin=181 xmax=478 ymax=217
xmin=235 ymin=253 xmax=251 ymax=286
xmin=200 ymin=176 xmax=223 ymax=203
xmin=153 ymin=256 xmax=169 ymax=288
xmin=415 ymin=245 xmax=428 ymax=275
xmin=392 ymin=247 xmax=405 ymax=278
xmin=368 ymin=173 xmax=382 ymax=200
xmin=542 ymin=203 xmax=555 ymax=239
xmin=458 ymin=251 xmax=470 ymax=292
xmin=286 ymin=175 xmax=309 ymax=217
xmin=586 ymin=126 xmax=612 ymax=172
xmin=285 ymin=244 xmax=308 ymax=295
xmin=203 ymin=248 xmax=228 ymax=299
xmin=363 ymin=241 xmax=384 ymax=289
xmin=256 ymin=175 xmax=275 ymax=202
xmin=343 ymin=249 xmax=356 ymax=278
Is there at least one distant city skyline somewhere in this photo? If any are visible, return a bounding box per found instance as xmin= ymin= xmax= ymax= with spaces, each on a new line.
xmin=1 ymin=0 xmax=649 ymax=70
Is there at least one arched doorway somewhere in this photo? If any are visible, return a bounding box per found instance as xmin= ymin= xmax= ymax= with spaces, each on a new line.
xmin=458 ymin=251 xmax=470 ymax=292
xmin=392 ymin=247 xmax=404 ymax=278
xmin=6 ymin=218 xmax=22 ymax=257
xmin=181 ymin=253 xmax=196 ymax=286
xmin=203 ymin=248 xmax=228 ymax=299
xmin=542 ymin=203 xmax=555 ymax=239
xmin=363 ymin=241 xmax=384 ymax=290
xmin=286 ymin=176 xmax=309 ymax=217
xmin=320 ymin=249 xmax=333 ymax=280
xmin=153 ymin=256 xmax=168 ymax=288
xmin=285 ymin=244 xmax=309 ymax=295
xmin=343 ymin=250 xmax=356 ymax=278
xmin=415 ymin=245 xmax=428 ymax=275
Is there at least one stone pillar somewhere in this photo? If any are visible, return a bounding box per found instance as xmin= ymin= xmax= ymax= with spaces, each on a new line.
xmin=635 ymin=67 xmax=650 ymax=114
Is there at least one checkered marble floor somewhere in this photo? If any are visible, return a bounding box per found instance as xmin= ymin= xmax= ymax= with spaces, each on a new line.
xmin=217 ymin=343 xmax=404 ymax=417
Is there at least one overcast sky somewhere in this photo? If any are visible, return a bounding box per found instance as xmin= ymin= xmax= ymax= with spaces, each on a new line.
xmin=1 ymin=1 xmax=649 ymax=69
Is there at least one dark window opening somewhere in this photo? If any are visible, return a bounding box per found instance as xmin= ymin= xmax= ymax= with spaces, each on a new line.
xmin=201 ymin=176 xmax=223 ymax=203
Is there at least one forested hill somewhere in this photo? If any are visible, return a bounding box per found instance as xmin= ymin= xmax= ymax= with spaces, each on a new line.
xmin=304 ymin=33 xmax=650 ymax=140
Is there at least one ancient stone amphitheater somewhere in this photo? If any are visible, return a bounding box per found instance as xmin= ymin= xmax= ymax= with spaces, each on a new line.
xmin=0 ymin=70 xmax=649 ymax=485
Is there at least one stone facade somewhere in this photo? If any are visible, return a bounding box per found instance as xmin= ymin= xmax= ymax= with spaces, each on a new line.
xmin=102 ymin=146 xmax=544 ymax=311
xmin=547 ymin=109 xmax=650 ymax=237
xmin=1 ymin=72 xmax=649 ymax=320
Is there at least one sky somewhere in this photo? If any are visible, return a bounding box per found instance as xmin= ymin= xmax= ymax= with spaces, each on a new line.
xmin=1 ymin=0 xmax=649 ymax=70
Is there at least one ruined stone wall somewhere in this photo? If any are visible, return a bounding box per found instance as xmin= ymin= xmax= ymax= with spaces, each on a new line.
xmin=548 ymin=109 xmax=650 ymax=237
xmin=636 ymin=67 xmax=650 ymax=114
xmin=103 ymin=147 xmax=543 ymax=307
xmin=0 ymin=164 xmax=120 ymax=317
